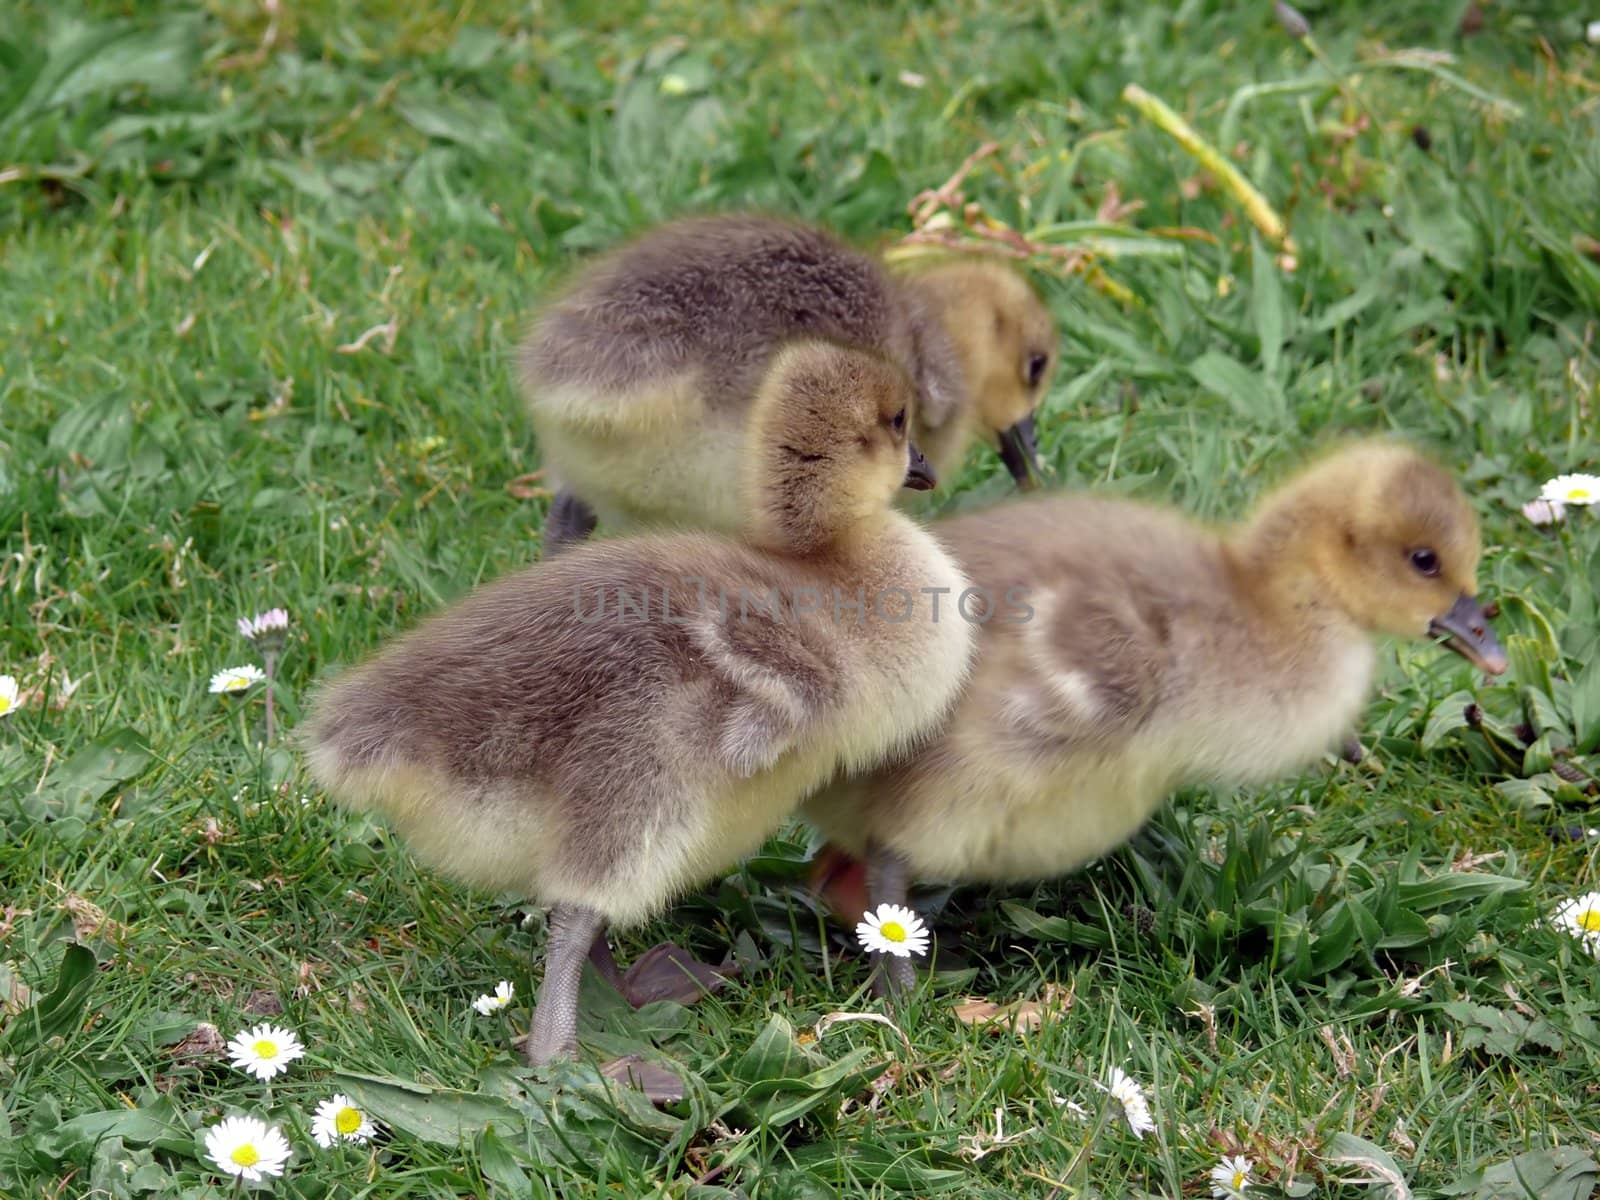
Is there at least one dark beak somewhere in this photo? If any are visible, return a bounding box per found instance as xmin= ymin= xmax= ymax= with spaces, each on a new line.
xmin=997 ymin=416 xmax=1044 ymax=490
xmin=903 ymin=442 xmax=937 ymax=491
xmin=1428 ymin=593 xmax=1507 ymax=676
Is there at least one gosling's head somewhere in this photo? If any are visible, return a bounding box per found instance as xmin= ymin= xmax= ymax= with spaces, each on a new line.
xmin=906 ymin=259 xmax=1056 ymax=486
xmin=744 ymin=340 xmax=931 ymax=552
xmin=1247 ymin=440 xmax=1506 ymax=674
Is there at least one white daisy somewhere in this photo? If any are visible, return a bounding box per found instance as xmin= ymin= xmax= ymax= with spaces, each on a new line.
xmin=1098 ymin=1066 xmax=1156 ymax=1138
xmin=1540 ymin=473 xmax=1600 ymax=506
xmin=0 ymin=674 xmax=18 ymax=718
xmin=203 ymin=1115 xmax=292 ymax=1182
xmin=1211 ymin=1154 xmax=1254 ymax=1197
xmin=311 ymin=1093 xmax=377 ymax=1148
xmin=1551 ymin=891 xmax=1600 ymax=957
xmin=209 ymin=664 xmax=266 ymax=694
xmin=226 ymin=1022 xmax=306 ymax=1081
xmin=1521 ymin=499 xmax=1565 ymax=526
xmin=855 ymin=903 xmax=930 ymax=958
xmin=473 ymin=980 xmax=515 ymax=1014
xmin=238 ymin=608 xmax=290 ymax=641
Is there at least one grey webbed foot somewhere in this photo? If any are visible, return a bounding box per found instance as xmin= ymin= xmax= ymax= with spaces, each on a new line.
xmin=542 ymin=488 xmax=597 ymax=557
xmin=526 ymin=903 xmax=606 ymax=1067
xmin=1338 ymin=733 xmax=1365 ymax=764
xmin=590 ymin=932 xmax=735 ymax=1007
xmin=600 ymin=1054 xmax=688 ymax=1105
xmin=619 ymin=943 xmax=735 ymax=1007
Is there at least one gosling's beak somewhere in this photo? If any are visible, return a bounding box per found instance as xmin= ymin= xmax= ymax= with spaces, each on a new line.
xmin=997 ymin=416 xmax=1044 ymax=490
xmin=903 ymin=442 xmax=937 ymax=491
xmin=1428 ymin=593 xmax=1508 ymax=676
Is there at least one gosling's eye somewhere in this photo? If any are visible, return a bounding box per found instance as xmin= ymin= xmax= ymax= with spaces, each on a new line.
xmin=1409 ymin=548 xmax=1441 ymax=577
xmin=891 ymin=407 xmax=906 ymax=433
xmin=1026 ymin=352 xmax=1049 ymax=388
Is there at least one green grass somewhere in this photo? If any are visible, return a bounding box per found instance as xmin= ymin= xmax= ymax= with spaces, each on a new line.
xmin=3 ymin=0 xmax=1599 ymax=1195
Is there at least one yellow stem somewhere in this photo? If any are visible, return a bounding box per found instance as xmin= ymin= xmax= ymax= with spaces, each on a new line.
xmin=1122 ymin=84 xmax=1297 ymax=255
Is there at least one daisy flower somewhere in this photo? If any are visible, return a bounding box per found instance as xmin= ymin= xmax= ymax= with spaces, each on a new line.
xmin=226 ymin=1022 xmax=306 ymax=1081
xmin=0 ymin=674 xmax=18 ymax=718
xmin=1097 ymin=1066 xmax=1156 ymax=1138
xmin=1211 ymin=1154 xmax=1254 ymax=1197
xmin=311 ymin=1093 xmax=377 ymax=1148
xmin=1520 ymin=499 xmax=1565 ymax=526
xmin=855 ymin=903 xmax=930 ymax=958
xmin=204 ymin=1115 xmax=292 ymax=1182
xmin=1551 ymin=891 xmax=1600 ymax=957
xmin=473 ymin=980 xmax=515 ymax=1014
xmin=209 ymin=664 xmax=266 ymax=694
xmin=1540 ymin=473 xmax=1600 ymax=506
xmin=238 ymin=608 xmax=290 ymax=646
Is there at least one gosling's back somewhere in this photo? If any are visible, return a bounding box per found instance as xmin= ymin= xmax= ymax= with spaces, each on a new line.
xmin=522 ymin=215 xmax=937 ymax=423
xmin=802 ymin=494 xmax=1376 ymax=884
xmin=307 ymin=529 xmax=970 ymax=923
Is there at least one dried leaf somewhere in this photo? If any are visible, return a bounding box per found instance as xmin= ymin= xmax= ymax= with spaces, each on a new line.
xmin=952 ymin=983 xmax=1072 ymax=1034
xmin=167 ymin=1021 xmax=226 ymax=1061
xmin=335 ymin=318 xmax=398 ymax=355
xmin=0 ymin=961 xmax=33 ymax=1016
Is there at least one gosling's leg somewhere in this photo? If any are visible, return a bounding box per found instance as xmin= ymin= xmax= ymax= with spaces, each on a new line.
xmin=542 ymin=488 xmax=597 ymax=558
xmin=526 ymin=903 xmax=605 ymax=1067
xmin=864 ymin=841 xmax=917 ymax=998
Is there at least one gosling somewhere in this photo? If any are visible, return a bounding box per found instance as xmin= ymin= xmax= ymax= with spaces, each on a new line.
xmin=802 ymin=440 xmax=1508 ymax=989
xmin=305 ymin=342 xmax=975 ymax=1064
xmin=519 ymin=214 xmax=1057 ymax=552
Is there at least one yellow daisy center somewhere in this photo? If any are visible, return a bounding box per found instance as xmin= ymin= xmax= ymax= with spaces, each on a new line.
xmin=0 ymin=697 xmax=11 ymax=714
xmin=1578 ymin=908 xmax=1600 ymax=933
xmin=1231 ymin=1169 xmax=1248 ymax=1189
xmin=335 ymin=1107 xmax=362 ymax=1135
xmin=231 ymin=1144 xmax=261 ymax=1168
xmin=880 ymin=920 xmax=907 ymax=942
xmin=253 ymin=1039 xmax=279 ymax=1058
xmin=1570 ymin=487 xmax=1592 ymax=502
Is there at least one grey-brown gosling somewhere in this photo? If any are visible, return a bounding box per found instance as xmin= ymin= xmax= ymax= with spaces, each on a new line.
xmin=304 ymin=342 xmax=975 ymax=1065
xmin=803 ymin=440 xmax=1507 ymax=989
xmin=519 ymin=214 xmax=1057 ymax=552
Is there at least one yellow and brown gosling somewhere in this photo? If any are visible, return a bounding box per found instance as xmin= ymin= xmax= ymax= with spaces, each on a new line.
xmin=803 ymin=440 xmax=1506 ymax=990
xmin=304 ymin=342 xmax=974 ymax=1065
xmin=519 ymin=214 xmax=1056 ymax=552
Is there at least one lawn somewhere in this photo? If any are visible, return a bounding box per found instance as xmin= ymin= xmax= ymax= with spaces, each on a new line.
xmin=2 ymin=1 xmax=1599 ymax=1196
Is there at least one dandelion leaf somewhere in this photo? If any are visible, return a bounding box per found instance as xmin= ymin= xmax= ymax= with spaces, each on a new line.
xmin=726 ymin=1016 xmax=886 ymax=1127
xmin=1469 ymin=1147 xmax=1598 ymax=1200
xmin=332 ymin=1072 xmax=526 ymax=1147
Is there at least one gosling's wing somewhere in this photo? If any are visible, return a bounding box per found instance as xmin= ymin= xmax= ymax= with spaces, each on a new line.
xmin=995 ymin=581 xmax=1171 ymax=751
xmin=687 ymin=603 xmax=842 ymax=778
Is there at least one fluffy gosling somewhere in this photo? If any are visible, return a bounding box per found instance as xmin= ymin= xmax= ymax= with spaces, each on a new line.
xmin=305 ymin=342 xmax=974 ymax=1064
xmin=519 ymin=214 xmax=1056 ymax=551
xmin=803 ymin=440 xmax=1507 ymax=989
